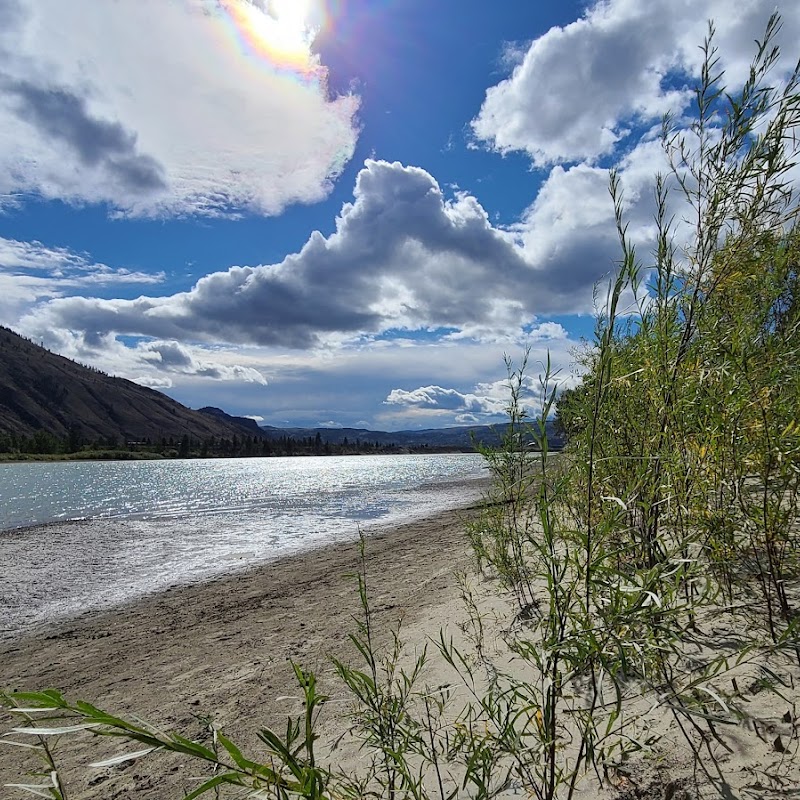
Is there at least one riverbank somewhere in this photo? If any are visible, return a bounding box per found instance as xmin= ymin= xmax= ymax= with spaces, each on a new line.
xmin=0 ymin=499 xmax=487 ymax=798
xmin=0 ymin=448 xmax=482 ymax=463
xmin=0 ymin=450 xmax=167 ymax=462
xmin=2 ymin=495 xmax=798 ymax=799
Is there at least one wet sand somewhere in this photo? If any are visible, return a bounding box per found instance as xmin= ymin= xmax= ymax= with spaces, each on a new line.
xmin=0 ymin=497 xmax=486 ymax=798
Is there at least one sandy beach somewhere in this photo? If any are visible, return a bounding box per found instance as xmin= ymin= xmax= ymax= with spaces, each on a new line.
xmin=2 ymin=493 xmax=799 ymax=799
xmin=0 ymin=497 xmax=489 ymax=798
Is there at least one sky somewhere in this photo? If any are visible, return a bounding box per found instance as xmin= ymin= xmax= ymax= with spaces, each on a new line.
xmin=1 ymin=0 xmax=799 ymax=431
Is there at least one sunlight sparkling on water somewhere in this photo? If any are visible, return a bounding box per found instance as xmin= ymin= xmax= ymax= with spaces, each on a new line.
xmin=0 ymin=454 xmax=485 ymax=530
xmin=0 ymin=454 xmax=486 ymax=638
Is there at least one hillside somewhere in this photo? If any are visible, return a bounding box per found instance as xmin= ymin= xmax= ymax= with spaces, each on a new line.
xmin=0 ymin=326 xmax=564 ymax=454
xmin=0 ymin=326 xmax=262 ymax=445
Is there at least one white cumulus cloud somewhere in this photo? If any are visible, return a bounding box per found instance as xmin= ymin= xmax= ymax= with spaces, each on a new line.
xmin=19 ymin=160 xmax=617 ymax=350
xmin=385 ymin=384 xmax=511 ymax=417
xmin=472 ymin=0 xmax=800 ymax=165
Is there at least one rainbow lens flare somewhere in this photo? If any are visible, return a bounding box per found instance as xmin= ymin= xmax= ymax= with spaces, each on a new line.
xmin=218 ymin=0 xmax=329 ymax=84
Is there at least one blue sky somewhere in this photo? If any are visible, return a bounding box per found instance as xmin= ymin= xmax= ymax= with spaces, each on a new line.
xmin=1 ymin=0 xmax=798 ymax=430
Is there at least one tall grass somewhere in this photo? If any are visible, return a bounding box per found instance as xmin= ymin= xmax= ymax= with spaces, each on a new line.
xmin=3 ymin=15 xmax=800 ymax=799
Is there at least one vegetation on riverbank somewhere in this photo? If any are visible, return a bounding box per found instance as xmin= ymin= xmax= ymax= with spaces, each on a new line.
xmin=0 ymin=436 xmax=469 ymax=462
xmin=0 ymin=450 xmax=167 ymax=463
xmin=2 ymin=17 xmax=799 ymax=799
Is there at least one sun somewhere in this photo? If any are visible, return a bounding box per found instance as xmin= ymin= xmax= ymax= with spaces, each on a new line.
xmin=269 ymin=0 xmax=315 ymax=35
xmin=220 ymin=0 xmax=323 ymax=77
xmin=264 ymin=0 xmax=316 ymax=53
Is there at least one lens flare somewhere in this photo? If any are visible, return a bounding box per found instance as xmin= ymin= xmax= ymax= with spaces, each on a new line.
xmin=219 ymin=0 xmax=327 ymax=83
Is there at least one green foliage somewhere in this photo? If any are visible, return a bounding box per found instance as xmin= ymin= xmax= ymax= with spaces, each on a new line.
xmin=1 ymin=680 xmax=332 ymax=800
xmin=332 ymin=534 xmax=431 ymax=800
xmin=465 ymin=352 xmax=546 ymax=612
xmin=551 ymin=383 xmax=589 ymax=442
xmin=0 ymin=432 xmax=412 ymax=460
xmin=559 ymin=14 xmax=800 ymax=635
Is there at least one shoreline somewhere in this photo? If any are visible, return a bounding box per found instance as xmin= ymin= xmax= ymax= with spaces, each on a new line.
xmin=2 ymin=485 xmax=798 ymax=799
xmin=0 ymin=496 xmax=489 ymax=799
xmin=0 ymin=448 xmax=484 ymax=465
xmin=0 ymin=474 xmax=490 ymax=642
xmin=0 ymin=452 xmax=488 ymax=535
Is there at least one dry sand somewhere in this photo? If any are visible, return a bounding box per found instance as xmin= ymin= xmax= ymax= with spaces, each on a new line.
xmin=1 ymin=495 xmax=799 ymax=799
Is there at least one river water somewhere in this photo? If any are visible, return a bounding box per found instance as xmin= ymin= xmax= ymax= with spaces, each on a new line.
xmin=0 ymin=454 xmax=487 ymax=637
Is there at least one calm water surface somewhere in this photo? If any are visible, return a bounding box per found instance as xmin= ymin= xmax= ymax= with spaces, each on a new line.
xmin=0 ymin=454 xmax=487 ymax=637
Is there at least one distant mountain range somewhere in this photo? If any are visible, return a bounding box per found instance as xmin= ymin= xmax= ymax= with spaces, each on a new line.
xmin=0 ymin=325 xmax=563 ymax=451
xmin=258 ymin=422 xmax=563 ymax=450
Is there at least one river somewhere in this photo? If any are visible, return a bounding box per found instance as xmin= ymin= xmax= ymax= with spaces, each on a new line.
xmin=0 ymin=453 xmax=487 ymax=637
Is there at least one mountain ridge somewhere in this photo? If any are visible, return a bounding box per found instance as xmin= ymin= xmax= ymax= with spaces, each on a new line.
xmin=0 ymin=326 xmax=263 ymax=444
xmin=0 ymin=326 xmax=563 ymax=452
xmin=258 ymin=421 xmax=564 ymax=450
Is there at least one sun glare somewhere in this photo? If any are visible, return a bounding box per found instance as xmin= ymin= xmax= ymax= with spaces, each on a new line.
xmin=265 ymin=0 xmax=316 ymax=51
xmin=270 ymin=0 xmax=314 ymax=33
xmin=221 ymin=0 xmax=324 ymax=79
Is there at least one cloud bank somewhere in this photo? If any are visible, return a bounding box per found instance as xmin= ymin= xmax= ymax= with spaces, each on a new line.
xmin=0 ymin=0 xmax=359 ymax=217
xmin=20 ymin=160 xmax=622 ymax=350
